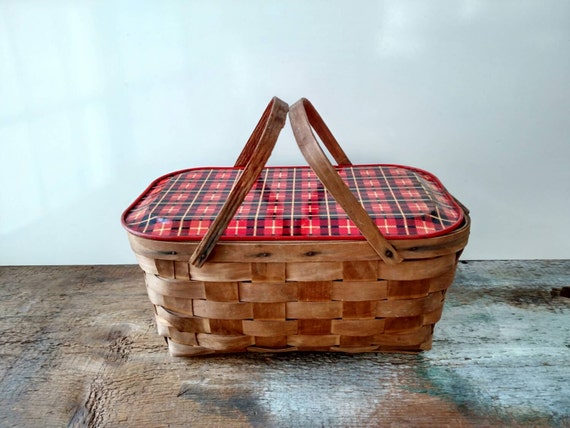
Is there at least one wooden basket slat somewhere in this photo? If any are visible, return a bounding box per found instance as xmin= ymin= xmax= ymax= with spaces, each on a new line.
xmin=298 ymin=319 xmax=332 ymax=335
xmin=331 ymin=281 xmax=389 ymax=301
xmin=253 ymin=302 xmax=286 ymax=320
xmin=330 ymin=319 xmax=386 ymax=336
xmin=254 ymin=336 xmax=289 ymax=348
xmin=209 ymin=319 xmax=244 ymax=335
xmin=341 ymin=260 xmax=379 ymax=281
xmin=375 ymin=292 xmax=444 ymax=318
xmin=285 ymin=262 xmax=343 ymax=281
xmin=204 ymin=282 xmax=240 ymax=302
xmin=155 ymin=315 xmax=172 ymax=337
xmin=428 ymin=269 xmax=457 ymax=292
xmin=422 ymin=306 xmax=445 ymax=325
xmin=387 ymin=279 xmax=431 ymax=299
xmin=189 ymin=262 xmax=252 ymax=282
xmin=377 ymin=254 xmax=456 ymax=281
xmin=135 ymin=254 xmax=159 ymax=275
xmin=174 ymin=261 xmax=191 ymax=280
xmin=238 ymin=282 xmax=298 ymax=303
xmin=168 ymin=328 xmax=199 ymax=346
xmin=168 ymin=341 xmax=215 ymax=357
xmin=146 ymin=287 xmax=194 ymax=315
xmin=196 ymin=333 xmax=254 ymax=351
xmin=251 ymin=262 xmax=287 ymax=282
xmin=342 ymin=301 xmax=376 ymax=319
xmin=242 ymin=320 xmax=298 ymax=337
xmin=286 ymin=301 xmax=344 ymax=319
xmin=294 ymin=281 xmax=332 ymax=302
xmin=155 ymin=306 xmax=211 ymax=333
xmin=384 ymin=315 xmax=424 ymax=332
xmin=192 ymin=300 xmax=253 ymax=320
xmin=288 ymin=334 xmax=340 ymax=348
xmin=145 ymin=274 xmax=206 ymax=299
xmin=340 ymin=335 xmax=378 ymax=347
xmin=155 ymin=259 xmax=175 ymax=279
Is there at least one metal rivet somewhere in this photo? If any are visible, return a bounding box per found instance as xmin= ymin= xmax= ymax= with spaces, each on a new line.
xmin=385 ymin=250 xmax=393 ymax=258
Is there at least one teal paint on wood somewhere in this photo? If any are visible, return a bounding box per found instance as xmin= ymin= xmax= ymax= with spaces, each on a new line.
xmin=0 ymin=261 xmax=568 ymax=427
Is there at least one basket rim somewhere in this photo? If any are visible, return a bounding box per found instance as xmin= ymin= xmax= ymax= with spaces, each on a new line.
xmin=127 ymin=210 xmax=470 ymax=263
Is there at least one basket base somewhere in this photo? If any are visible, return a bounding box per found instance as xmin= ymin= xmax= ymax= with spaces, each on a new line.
xmin=161 ymin=325 xmax=435 ymax=357
xmin=165 ymin=336 xmax=434 ymax=357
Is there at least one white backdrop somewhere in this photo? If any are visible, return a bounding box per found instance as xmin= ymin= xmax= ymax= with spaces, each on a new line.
xmin=1 ymin=1 xmax=569 ymax=265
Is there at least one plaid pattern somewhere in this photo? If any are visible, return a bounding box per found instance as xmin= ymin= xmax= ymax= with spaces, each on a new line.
xmin=123 ymin=165 xmax=463 ymax=240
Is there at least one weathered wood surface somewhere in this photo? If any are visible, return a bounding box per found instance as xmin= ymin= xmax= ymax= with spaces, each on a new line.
xmin=0 ymin=260 xmax=568 ymax=427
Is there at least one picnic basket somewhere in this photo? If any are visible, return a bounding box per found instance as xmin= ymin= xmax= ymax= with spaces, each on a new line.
xmin=122 ymin=97 xmax=470 ymax=356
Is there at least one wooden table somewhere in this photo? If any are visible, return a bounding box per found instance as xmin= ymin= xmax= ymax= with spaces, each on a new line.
xmin=1 ymin=260 xmax=568 ymax=427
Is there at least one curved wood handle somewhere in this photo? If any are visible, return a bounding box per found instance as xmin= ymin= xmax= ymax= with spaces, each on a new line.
xmin=190 ymin=97 xmax=289 ymax=267
xmin=289 ymin=98 xmax=403 ymax=265
xmin=233 ymin=102 xmax=278 ymax=168
xmin=300 ymin=99 xmax=352 ymax=166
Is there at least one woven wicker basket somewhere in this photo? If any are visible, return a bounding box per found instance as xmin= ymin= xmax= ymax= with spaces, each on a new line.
xmin=122 ymin=97 xmax=470 ymax=356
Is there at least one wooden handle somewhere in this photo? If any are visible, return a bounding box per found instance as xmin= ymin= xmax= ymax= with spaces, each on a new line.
xmin=289 ymin=98 xmax=403 ymax=265
xmin=190 ymin=97 xmax=289 ymax=267
xmin=299 ymin=99 xmax=352 ymax=166
xmin=233 ymin=101 xmax=279 ymax=167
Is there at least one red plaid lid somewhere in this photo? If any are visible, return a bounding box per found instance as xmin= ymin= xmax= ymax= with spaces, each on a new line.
xmin=122 ymin=165 xmax=463 ymax=241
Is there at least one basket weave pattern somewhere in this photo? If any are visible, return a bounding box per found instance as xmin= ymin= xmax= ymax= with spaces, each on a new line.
xmin=130 ymin=228 xmax=468 ymax=356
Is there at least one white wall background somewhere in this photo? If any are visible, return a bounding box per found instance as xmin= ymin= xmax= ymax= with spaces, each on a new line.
xmin=1 ymin=1 xmax=569 ymax=265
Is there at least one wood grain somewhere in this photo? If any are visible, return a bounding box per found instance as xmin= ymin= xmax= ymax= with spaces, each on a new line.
xmin=0 ymin=261 xmax=569 ymax=427
xmin=289 ymin=98 xmax=402 ymax=264
xmin=190 ymin=97 xmax=288 ymax=267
